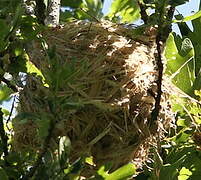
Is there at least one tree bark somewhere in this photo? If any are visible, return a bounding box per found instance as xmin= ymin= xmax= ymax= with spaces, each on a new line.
xmin=45 ymin=0 xmax=60 ymax=27
xmin=35 ymin=0 xmax=46 ymax=25
xmin=23 ymin=0 xmax=36 ymax=15
xmin=23 ymin=0 xmax=46 ymax=25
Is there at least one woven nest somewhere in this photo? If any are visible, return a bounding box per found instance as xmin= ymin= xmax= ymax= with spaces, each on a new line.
xmin=13 ymin=20 xmax=174 ymax=170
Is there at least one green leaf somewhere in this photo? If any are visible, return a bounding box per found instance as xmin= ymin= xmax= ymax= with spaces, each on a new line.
xmin=60 ymin=10 xmax=75 ymax=22
xmin=97 ymin=165 xmax=110 ymax=178
xmin=20 ymin=15 xmax=40 ymax=41
xmin=14 ymin=112 xmax=38 ymax=125
xmin=14 ymin=47 xmax=23 ymax=57
xmin=1 ymin=109 xmax=10 ymax=116
xmin=173 ymin=10 xmax=201 ymax=23
xmin=169 ymin=0 xmax=189 ymax=6
xmin=61 ymin=0 xmax=82 ymax=8
xmin=165 ymin=146 xmax=201 ymax=180
xmin=0 ymin=0 xmax=21 ymax=13
xmin=177 ymin=119 xmax=189 ymax=127
xmin=74 ymin=0 xmax=103 ymax=20
xmin=0 ymin=168 xmax=8 ymax=180
xmin=173 ymin=129 xmax=191 ymax=144
xmin=159 ymin=155 xmax=187 ymax=180
xmin=0 ymin=19 xmax=9 ymax=51
xmin=26 ymin=60 xmax=45 ymax=81
xmin=165 ymin=33 xmax=195 ymax=96
xmin=0 ymin=20 xmax=9 ymax=38
xmin=36 ymin=115 xmax=50 ymax=138
xmin=83 ymin=0 xmax=103 ymax=17
xmin=4 ymin=6 xmax=24 ymax=41
xmin=176 ymin=18 xmax=201 ymax=91
xmin=70 ymin=158 xmax=84 ymax=174
xmin=7 ymin=56 xmax=27 ymax=74
xmin=97 ymin=163 xmax=136 ymax=180
xmin=0 ymin=84 xmax=12 ymax=104
xmin=4 ymin=167 xmax=20 ymax=179
xmin=107 ymin=0 xmax=140 ymax=23
xmin=15 ymin=112 xmax=37 ymax=119
xmin=106 ymin=163 xmax=136 ymax=180
xmin=6 ymin=152 xmax=21 ymax=165
xmin=178 ymin=167 xmax=192 ymax=180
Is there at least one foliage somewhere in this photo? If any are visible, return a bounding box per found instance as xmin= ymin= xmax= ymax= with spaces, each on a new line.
xmin=60 ymin=0 xmax=104 ymax=22
xmin=0 ymin=0 xmax=201 ymax=179
xmin=106 ymin=0 xmax=140 ymax=23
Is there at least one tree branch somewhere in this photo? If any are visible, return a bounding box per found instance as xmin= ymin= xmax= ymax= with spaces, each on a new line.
xmin=35 ymin=0 xmax=46 ymax=25
xmin=149 ymin=5 xmax=175 ymax=132
xmin=138 ymin=1 xmax=149 ymax=24
xmin=45 ymin=0 xmax=61 ymax=26
xmin=6 ymin=95 xmax=16 ymax=131
xmin=149 ymin=32 xmax=164 ymax=132
xmin=0 ymin=108 xmax=9 ymax=164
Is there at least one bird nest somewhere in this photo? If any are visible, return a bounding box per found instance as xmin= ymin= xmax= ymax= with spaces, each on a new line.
xmin=13 ymin=20 xmax=174 ymax=170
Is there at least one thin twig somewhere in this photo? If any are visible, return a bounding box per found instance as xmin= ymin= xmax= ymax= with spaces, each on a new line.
xmin=79 ymin=8 xmax=100 ymax=22
xmin=6 ymin=95 xmax=16 ymax=131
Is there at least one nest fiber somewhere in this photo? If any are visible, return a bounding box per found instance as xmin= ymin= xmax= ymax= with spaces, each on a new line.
xmin=13 ymin=20 xmax=173 ymax=169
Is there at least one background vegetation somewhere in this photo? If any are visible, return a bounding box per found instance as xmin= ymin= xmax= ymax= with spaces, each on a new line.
xmin=1 ymin=0 xmax=201 ymax=179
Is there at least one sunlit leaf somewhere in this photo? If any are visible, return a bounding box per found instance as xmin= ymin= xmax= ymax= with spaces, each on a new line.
xmin=20 ymin=15 xmax=40 ymax=41
xmin=165 ymin=33 xmax=195 ymax=96
xmin=2 ymin=108 xmax=10 ymax=116
xmin=177 ymin=119 xmax=189 ymax=127
xmin=97 ymin=163 xmax=136 ymax=180
xmin=173 ymin=10 xmax=201 ymax=23
xmin=177 ymin=19 xmax=201 ymax=91
xmin=0 ymin=84 xmax=12 ymax=104
xmin=107 ymin=163 xmax=136 ymax=180
xmin=165 ymin=146 xmax=201 ymax=180
xmin=14 ymin=47 xmax=23 ymax=57
xmin=26 ymin=60 xmax=45 ymax=81
xmin=173 ymin=130 xmax=191 ymax=143
xmin=159 ymin=155 xmax=186 ymax=180
xmin=178 ymin=167 xmax=192 ymax=180
xmin=107 ymin=0 xmax=140 ymax=23
xmin=73 ymin=0 xmax=103 ymax=20
xmin=85 ymin=156 xmax=95 ymax=166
